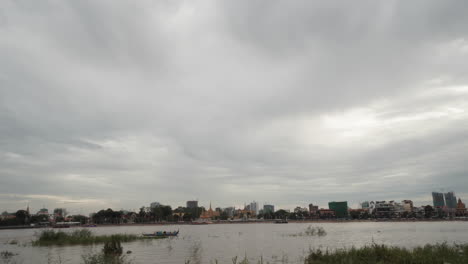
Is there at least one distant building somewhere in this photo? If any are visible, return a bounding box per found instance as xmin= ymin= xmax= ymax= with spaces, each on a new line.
xmin=318 ymin=209 xmax=335 ymax=218
xmin=432 ymin=192 xmax=445 ymax=208
xmin=372 ymin=201 xmax=395 ymax=218
xmin=263 ymin=204 xmax=274 ymax=213
xmin=249 ymin=201 xmax=258 ymax=215
xmin=402 ymin=200 xmax=414 ymax=212
xmin=223 ymin=207 xmax=235 ymax=218
xmin=186 ymin=201 xmax=198 ymax=209
xmin=200 ymin=203 xmax=220 ymax=219
xmin=361 ymin=201 xmax=370 ymax=210
xmin=37 ymin=208 xmax=49 ymax=216
xmin=309 ymin=204 xmax=319 ymax=216
xmin=445 ymin=192 xmax=457 ymax=209
xmin=328 ymin=201 xmax=348 ymax=218
xmin=456 ymin=198 xmax=466 ymax=216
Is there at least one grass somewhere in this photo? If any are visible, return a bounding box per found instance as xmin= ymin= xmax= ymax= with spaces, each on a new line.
xmin=33 ymin=229 xmax=167 ymax=246
xmin=304 ymin=243 xmax=468 ymax=264
xmin=82 ymin=240 xmax=133 ymax=264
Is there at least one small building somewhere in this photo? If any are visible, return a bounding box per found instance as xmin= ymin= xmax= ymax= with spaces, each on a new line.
xmin=456 ymin=198 xmax=467 ymax=216
xmin=309 ymin=204 xmax=319 ymax=216
xmin=318 ymin=209 xmax=335 ymax=218
xmin=402 ymin=200 xmax=414 ymax=212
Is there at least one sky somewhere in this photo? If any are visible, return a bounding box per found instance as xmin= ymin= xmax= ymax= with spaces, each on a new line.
xmin=1 ymin=1 xmax=468 ymax=215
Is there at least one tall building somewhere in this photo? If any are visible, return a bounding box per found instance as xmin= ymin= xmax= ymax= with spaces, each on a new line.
xmin=432 ymin=192 xmax=445 ymax=208
xmin=186 ymin=201 xmax=198 ymax=209
xmin=263 ymin=204 xmax=274 ymax=213
xmin=328 ymin=201 xmax=348 ymax=218
xmin=250 ymin=201 xmax=258 ymax=215
xmin=444 ymin=192 xmax=457 ymax=209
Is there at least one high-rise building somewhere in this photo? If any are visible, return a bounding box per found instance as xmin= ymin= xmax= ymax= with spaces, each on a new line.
xmin=328 ymin=201 xmax=348 ymax=218
xmin=432 ymin=192 xmax=445 ymax=208
xmin=263 ymin=204 xmax=274 ymax=213
xmin=186 ymin=201 xmax=198 ymax=209
xmin=250 ymin=201 xmax=258 ymax=215
xmin=444 ymin=192 xmax=457 ymax=209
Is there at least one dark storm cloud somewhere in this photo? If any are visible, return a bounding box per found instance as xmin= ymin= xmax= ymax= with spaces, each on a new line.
xmin=1 ymin=0 xmax=468 ymax=213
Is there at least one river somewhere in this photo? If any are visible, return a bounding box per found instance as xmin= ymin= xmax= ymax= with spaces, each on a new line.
xmin=1 ymin=222 xmax=468 ymax=263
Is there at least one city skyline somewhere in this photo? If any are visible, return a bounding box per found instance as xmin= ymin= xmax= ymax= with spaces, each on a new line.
xmin=3 ymin=190 xmax=466 ymax=216
xmin=1 ymin=1 xmax=468 ymax=214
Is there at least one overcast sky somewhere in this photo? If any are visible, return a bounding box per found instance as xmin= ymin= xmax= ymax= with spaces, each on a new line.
xmin=1 ymin=1 xmax=468 ymax=214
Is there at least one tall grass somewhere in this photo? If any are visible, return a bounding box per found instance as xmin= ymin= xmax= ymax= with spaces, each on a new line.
xmin=33 ymin=229 xmax=165 ymax=246
xmin=304 ymin=243 xmax=468 ymax=264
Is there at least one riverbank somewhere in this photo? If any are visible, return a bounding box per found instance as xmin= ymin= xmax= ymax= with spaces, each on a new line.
xmin=1 ymin=218 xmax=467 ymax=230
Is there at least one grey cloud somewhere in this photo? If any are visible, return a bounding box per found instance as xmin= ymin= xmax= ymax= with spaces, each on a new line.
xmin=1 ymin=0 xmax=468 ymax=213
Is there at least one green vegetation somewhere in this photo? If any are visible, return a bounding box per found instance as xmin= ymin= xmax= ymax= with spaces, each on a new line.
xmin=304 ymin=243 xmax=468 ymax=264
xmin=82 ymin=239 xmax=133 ymax=264
xmin=33 ymin=229 xmax=166 ymax=246
xmin=289 ymin=226 xmax=327 ymax=237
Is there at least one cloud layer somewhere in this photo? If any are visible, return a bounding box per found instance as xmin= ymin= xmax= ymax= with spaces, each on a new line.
xmin=1 ymin=1 xmax=468 ymax=214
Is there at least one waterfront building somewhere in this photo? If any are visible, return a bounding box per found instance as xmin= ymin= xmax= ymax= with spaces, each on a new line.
xmin=309 ymin=204 xmax=319 ymax=216
xmin=328 ymin=201 xmax=348 ymax=218
xmin=186 ymin=200 xmax=198 ymax=209
xmin=361 ymin=201 xmax=370 ymax=210
xmin=263 ymin=204 xmax=274 ymax=213
xmin=250 ymin=201 xmax=258 ymax=215
xmin=432 ymin=192 xmax=445 ymax=208
xmin=372 ymin=201 xmax=396 ymax=218
xmin=223 ymin=207 xmax=235 ymax=218
xmin=402 ymin=200 xmax=414 ymax=212
xmin=318 ymin=209 xmax=335 ymax=218
xmin=456 ymin=198 xmax=466 ymax=216
xmin=37 ymin=208 xmax=49 ymax=216
xmin=200 ymin=203 xmax=220 ymax=219
xmin=445 ymin=192 xmax=457 ymax=209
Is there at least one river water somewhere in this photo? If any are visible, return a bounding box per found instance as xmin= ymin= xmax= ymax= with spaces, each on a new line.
xmin=1 ymin=222 xmax=468 ymax=263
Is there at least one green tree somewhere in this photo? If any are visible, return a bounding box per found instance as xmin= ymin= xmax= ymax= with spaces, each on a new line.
xmin=15 ymin=210 xmax=29 ymax=225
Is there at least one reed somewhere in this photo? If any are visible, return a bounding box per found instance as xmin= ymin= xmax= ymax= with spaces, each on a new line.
xmin=33 ymin=229 xmax=166 ymax=246
xmin=304 ymin=243 xmax=468 ymax=264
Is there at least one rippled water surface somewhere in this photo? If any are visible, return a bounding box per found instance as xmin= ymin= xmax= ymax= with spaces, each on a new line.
xmin=1 ymin=222 xmax=468 ymax=263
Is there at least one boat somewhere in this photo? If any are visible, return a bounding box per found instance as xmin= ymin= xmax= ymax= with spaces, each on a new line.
xmin=274 ymin=219 xmax=288 ymax=224
xmin=142 ymin=230 xmax=179 ymax=237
